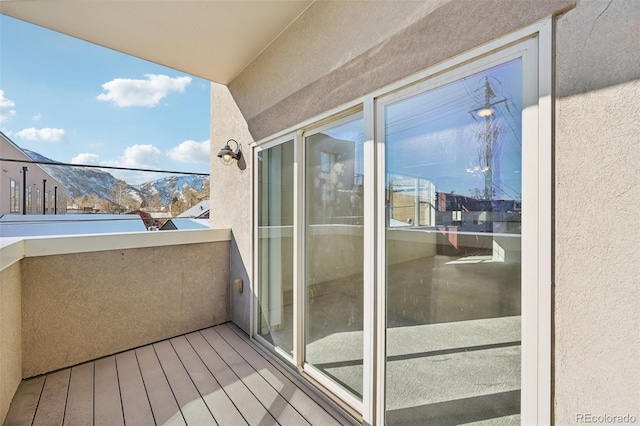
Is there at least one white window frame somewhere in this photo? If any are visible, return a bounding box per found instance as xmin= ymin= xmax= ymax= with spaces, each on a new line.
xmin=251 ymin=18 xmax=552 ymax=426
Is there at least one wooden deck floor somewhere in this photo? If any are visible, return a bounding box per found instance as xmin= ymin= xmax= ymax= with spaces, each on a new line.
xmin=4 ymin=323 xmax=353 ymax=426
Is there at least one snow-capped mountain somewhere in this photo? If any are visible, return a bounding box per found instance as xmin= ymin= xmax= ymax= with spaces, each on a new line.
xmin=23 ymin=149 xmax=209 ymax=207
xmin=138 ymin=175 xmax=208 ymax=205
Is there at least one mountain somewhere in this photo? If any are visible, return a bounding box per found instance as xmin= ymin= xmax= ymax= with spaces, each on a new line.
xmin=138 ymin=175 xmax=208 ymax=205
xmin=23 ymin=149 xmax=124 ymax=200
xmin=23 ymin=149 xmax=209 ymax=210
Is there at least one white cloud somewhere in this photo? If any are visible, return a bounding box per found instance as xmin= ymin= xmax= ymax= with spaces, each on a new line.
xmin=0 ymin=90 xmax=17 ymax=123
xmin=166 ymin=139 xmax=210 ymax=164
xmin=102 ymin=144 xmax=162 ymax=181
xmin=15 ymin=127 xmax=66 ymax=142
xmin=76 ymin=144 xmax=164 ymax=184
xmin=116 ymin=144 xmax=162 ymax=168
xmin=71 ymin=153 xmax=100 ymax=165
xmin=96 ymin=74 xmax=192 ymax=108
xmin=32 ymin=113 xmax=42 ymax=121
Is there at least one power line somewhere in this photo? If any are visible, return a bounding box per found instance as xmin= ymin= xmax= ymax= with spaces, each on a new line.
xmin=0 ymin=157 xmax=210 ymax=176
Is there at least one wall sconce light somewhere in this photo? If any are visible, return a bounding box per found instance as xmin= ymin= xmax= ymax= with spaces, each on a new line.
xmin=217 ymin=139 xmax=242 ymax=166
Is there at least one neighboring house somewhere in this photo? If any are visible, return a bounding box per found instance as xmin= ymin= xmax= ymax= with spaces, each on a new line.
xmin=161 ymin=200 xmax=210 ymax=230
xmin=1 ymin=2 xmax=638 ymax=425
xmin=160 ymin=218 xmax=209 ymax=231
xmin=0 ymin=214 xmax=147 ymax=238
xmin=176 ymin=200 xmax=210 ymax=219
xmin=0 ymin=132 xmax=67 ymax=215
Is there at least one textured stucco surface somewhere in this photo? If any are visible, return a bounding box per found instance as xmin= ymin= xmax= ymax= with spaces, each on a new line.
xmin=0 ymin=262 xmax=21 ymax=424
xmin=20 ymin=241 xmax=229 ymax=377
xmin=555 ymin=0 xmax=640 ymax=421
xmin=229 ymin=0 xmax=450 ymax=120
xmin=210 ymin=83 xmax=254 ymax=334
xmin=238 ymin=0 xmax=575 ymax=141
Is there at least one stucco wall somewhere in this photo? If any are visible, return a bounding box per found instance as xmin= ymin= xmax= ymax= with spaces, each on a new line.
xmin=230 ymin=0 xmax=575 ymax=141
xmin=229 ymin=0 xmax=451 ymax=121
xmin=554 ymin=0 xmax=640 ymax=422
xmin=0 ymin=262 xmax=21 ymax=424
xmin=20 ymin=241 xmax=230 ymax=377
xmin=210 ymin=83 xmax=254 ymax=334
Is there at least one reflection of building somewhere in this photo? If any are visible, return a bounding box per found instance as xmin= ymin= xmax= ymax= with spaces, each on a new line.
xmin=307 ymin=133 xmax=362 ymax=225
xmin=0 ymin=132 xmax=67 ymax=215
xmin=435 ymin=192 xmax=521 ymax=233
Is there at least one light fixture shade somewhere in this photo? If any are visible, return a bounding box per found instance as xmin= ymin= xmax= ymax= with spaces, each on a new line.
xmin=217 ymin=144 xmax=236 ymax=165
xmin=217 ymin=139 xmax=242 ymax=166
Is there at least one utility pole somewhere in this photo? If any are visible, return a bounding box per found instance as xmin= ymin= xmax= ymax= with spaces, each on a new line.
xmin=476 ymin=77 xmax=507 ymax=200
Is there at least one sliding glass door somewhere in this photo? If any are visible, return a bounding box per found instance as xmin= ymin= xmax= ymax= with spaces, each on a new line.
xmin=255 ymin=33 xmax=545 ymax=425
xmin=257 ymin=139 xmax=295 ymax=355
xmin=304 ymin=115 xmax=365 ymax=400
xmin=380 ymin=55 xmax=532 ymax=425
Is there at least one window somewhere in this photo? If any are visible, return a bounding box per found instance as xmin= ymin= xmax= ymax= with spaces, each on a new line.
xmin=10 ymin=179 xmax=20 ymax=213
xmin=253 ymin=25 xmax=550 ymax=425
xmin=36 ymin=188 xmax=42 ymax=213
xmin=26 ymin=186 xmax=32 ymax=213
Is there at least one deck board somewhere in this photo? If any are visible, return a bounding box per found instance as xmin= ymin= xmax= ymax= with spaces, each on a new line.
xmin=136 ymin=345 xmax=187 ymax=426
xmin=4 ymin=323 xmax=353 ymax=426
xmin=153 ymin=340 xmax=217 ymax=425
xmin=219 ymin=324 xmax=343 ymax=426
xmin=63 ymin=362 xmax=94 ymax=426
xmin=170 ymin=335 xmax=248 ymax=426
xmin=186 ymin=331 xmax=276 ymax=426
xmin=32 ymin=369 xmax=70 ymax=426
xmin=94 ymin=355 xmax=124 ymax=426
xmin=116 ymin=351 xmax=155 ymax=426
xmin=3 ymin=375 xmax=45 ymax=426
xmin=201 ymin=327 xmax=311 ymax=426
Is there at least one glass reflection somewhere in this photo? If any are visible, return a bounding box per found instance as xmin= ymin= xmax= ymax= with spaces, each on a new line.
xmin=385 ymin=59 xmax=523 ymax=425
xmin=305 ymin=116 xmax=365 ymax=399
xmin=257 ymin=141 xmax=295 ymax=354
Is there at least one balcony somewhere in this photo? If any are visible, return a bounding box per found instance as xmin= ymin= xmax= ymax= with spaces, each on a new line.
xmin=0 ymin=230 xmax=354 ymax=425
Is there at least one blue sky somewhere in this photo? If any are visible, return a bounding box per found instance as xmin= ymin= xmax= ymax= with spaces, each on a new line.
xmin=0 ymin=15 xmax=211 ymax=184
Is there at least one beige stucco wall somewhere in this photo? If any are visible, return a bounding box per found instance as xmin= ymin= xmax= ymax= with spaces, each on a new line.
xmin=0 ymin=262 xmax=21 ymax=424
xmin=229 ymin=0 xmax=451 ymax=121
xmin=230 ymin=0 xmax=575 ymax=141
xmin=21 ymin=241 xmax=230 ymax=377
xmin=210 ymin=83 xmax=254 ymax=334
xmin=554 ymin=0 xmax=640 ymax=421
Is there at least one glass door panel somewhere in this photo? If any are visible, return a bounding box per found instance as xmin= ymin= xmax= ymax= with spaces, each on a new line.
xmin=304 ymin=116 xmax=365 ymax=399
xmin=384 ymin=59 xmax=523 ymax=425
xmin=257 ymin=140 xmax=295 ymax=355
